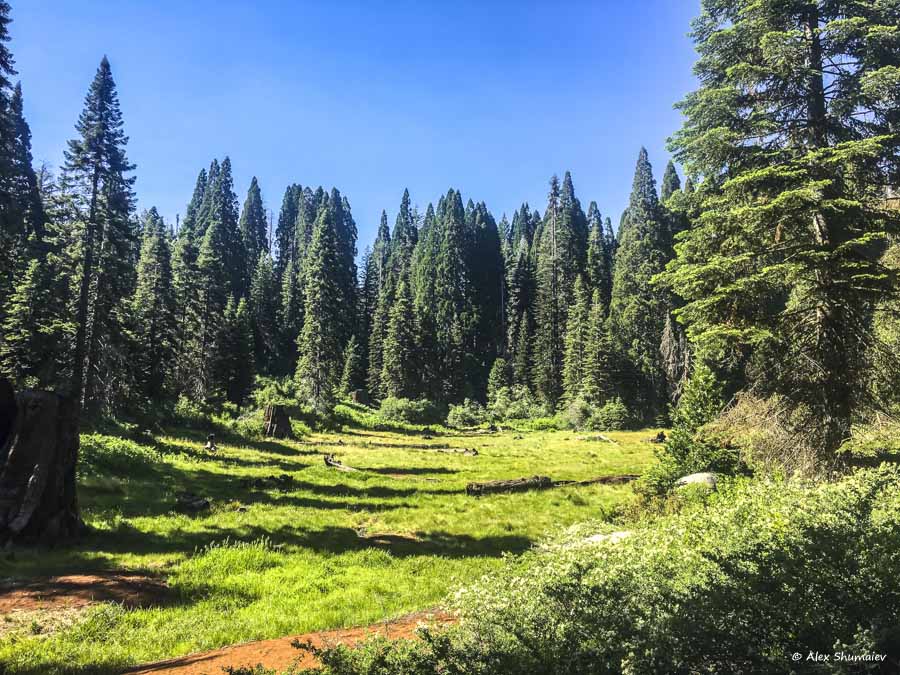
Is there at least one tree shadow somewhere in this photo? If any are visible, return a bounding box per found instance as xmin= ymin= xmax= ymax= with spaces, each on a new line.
xmin=365 ymin=466 xmax=459 ymax=476
xmin=285 ymin=479 xmax=461 ymax=498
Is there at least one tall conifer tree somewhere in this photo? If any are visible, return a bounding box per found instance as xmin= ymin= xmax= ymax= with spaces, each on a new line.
xmin=608 ymin=148 xmax=671 ymax=418
xmin=62 ymin=56 xmax=136 ymax=409
xmin=665 ymin=0 xmax=900 ymax=455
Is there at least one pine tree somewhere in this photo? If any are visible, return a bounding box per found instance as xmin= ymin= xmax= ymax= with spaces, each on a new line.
xmin=0 ymin=1 xmax=21 ymax=288
xmin=329 ymin=190 xmax=359 ymax=348
xmin=586 ymin=202 xmax=612 ymax=310
xmin=295 ymin=201 xmax=343 ymax=414
xmin=0 ymin=242 xmax=65 ymax=386
xmin=239 ymin=176 xmax=267 ymax=292
xmin=192 ymin=218 xmax=230 ymax=401
xmin=562 ymin=276 xmax=591 ymax=400
xmin=213 ymin=157 xmax=244 ymax=298
xmin=222 ymin=297 xmax=254 ymax=406
xmin=62 ymin=56 xmax=136 ymax=409
xmin=381 ymin=276 xmax=417 ymax=398
xmin=512 ymin=308 xmax=532 ymax=387
xmin=487 ymin=357 xmax=512 ymax=406
xmin=273 ymin=184 xmax=300 ymax=280
xmin=128 ymin=208 xmax=176 ymax=401
xmin=505 ymin=205 xmax=537 ymax=386
xmin=249 ymin=250 xmax=278 ymax=374
xmin=8 ymin=83 xmax=43 ymax=238
xmin=582 ymin=289 xmax=613 ymax=405
xmin=339 ymin=333 xmax=362 ymax=397
xmin=532 ymin=173 xmax=588 ymax=406
xmin=358 ymin=246 xmax=377 ymax=380
xmin=470 ymin=201 xmax=505 ymax=389
xmin=665 ymin=0 xmax=900 ymax=456
xmin=172 ymin=168 xmax=206 ymax=387
xmin=433 ymin=189 xmax=475 ymax=401
xmin=660 ymin=160 xmax=681 ymax=203
xmin=410 ymin=203 xmax=441 ymax=398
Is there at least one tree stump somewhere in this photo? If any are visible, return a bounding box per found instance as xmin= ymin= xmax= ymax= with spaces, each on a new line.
xmin=0 ymin=378 xmax=82 ymax=544
xmin=350 ymin=389 xmax=371 ymax=406
xmin=264 ymin=404 xmax=293 ymax=439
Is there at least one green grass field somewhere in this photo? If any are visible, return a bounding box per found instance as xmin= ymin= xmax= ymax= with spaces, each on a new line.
xmin=0 ymin=419 xmax=657 ymax=675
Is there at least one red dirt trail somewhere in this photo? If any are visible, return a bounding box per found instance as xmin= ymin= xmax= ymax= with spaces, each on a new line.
xmin=125 ymin=610 xmax=453 ymax=675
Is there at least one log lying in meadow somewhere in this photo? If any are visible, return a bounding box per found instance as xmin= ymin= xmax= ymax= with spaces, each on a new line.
xmin=466 ymin=473 xmax=639 ymax=497
xmin=466 ymin=475 xmax=552 ymax=496
xmin=323 ymin=454 xmax=359 ymax=472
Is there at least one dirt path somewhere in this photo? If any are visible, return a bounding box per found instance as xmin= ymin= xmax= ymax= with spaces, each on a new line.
xmin=126 ymin=610 xmax=453 ymax=675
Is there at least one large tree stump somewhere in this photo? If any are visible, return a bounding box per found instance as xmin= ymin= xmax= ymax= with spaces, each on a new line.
xmin=0 ymin=378 xmax=82 ymax=544
xmin=264 ymin=404 xmax=293 ymax=439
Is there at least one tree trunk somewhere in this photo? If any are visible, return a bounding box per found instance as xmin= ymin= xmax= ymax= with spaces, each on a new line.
xmin=0 ymin=378 xmax=82 ymax=544
xmin=263 ymin=404 xmax=293 ymax=439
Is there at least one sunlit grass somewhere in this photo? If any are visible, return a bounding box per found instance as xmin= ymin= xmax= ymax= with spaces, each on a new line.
xmin=0 ymin=419 xmax=657 ymax=674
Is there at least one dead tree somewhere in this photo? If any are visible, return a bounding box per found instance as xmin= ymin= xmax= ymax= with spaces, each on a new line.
xmin=264 ymin=404 xmax=293 ymax=439
xmin=0 ymin=378 xmax=82 ymax=544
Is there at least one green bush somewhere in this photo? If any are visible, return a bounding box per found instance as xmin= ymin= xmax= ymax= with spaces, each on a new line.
xmin=173 ymin=394 xmax=210 ymax=428
xmin=378 ymin=397 xmax=445 ymax=425
xmin=561 ymin=397 xmax=594 ymax=430
xmin=446 ymin=398 xmax=486 ymax=428
xmin=643 ymin=363 xmax=741 ymax=494
xmin=306 ymin=466 xmax=900 ymax=674
xmin=488 ymin=385 xmax=545 ymax=421
xmin=588 ymin=396 xmax=633 ymax=431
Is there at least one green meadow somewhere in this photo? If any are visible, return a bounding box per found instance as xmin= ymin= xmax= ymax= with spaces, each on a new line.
xmin=0 ymin=419 xmax=656 ymax=674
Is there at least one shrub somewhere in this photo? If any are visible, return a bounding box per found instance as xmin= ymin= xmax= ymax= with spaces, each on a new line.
xmin=588 ymin=396 xmax=633 ymax=431
xmin=561 ymin=397 xmax=595 ymax=430
xmin=486 ymin=358 xmax=512 ymax=406
xmin=377 ymin=397 xmax=444 ymax=425
xmin=488 ymin=385 xmax=545 ymax=421
xmin=446 ymin=399 xmax=486 ymax=428
xmin=173 ymin=394 xmax=209 ymax=428
xmin=307 ymin=466 xmax=900 ymax=675
xmin=642 ymin=363 xmax=739 ymax=494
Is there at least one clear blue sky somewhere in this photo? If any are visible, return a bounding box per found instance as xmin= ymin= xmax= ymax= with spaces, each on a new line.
xmin=12 ymin=1 xmax=699 ymax=248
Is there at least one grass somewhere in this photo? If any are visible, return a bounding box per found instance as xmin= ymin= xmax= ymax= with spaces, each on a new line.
xmin=0 ymin=418 xmax=657 ymax=675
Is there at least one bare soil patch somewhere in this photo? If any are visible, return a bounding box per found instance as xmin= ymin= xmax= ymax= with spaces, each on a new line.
xmin=127 ymin=609 xmax=454 ymax=675
xmin=0 ymin=572 xmax=170 ymax=613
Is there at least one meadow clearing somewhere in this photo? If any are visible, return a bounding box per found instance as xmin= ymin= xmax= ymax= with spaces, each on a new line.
xmin=0 ymin=413 xmax=657 ymax=674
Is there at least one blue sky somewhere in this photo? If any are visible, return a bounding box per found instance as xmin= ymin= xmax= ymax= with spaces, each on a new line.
xmin=12 ymin=1 xmax=699 ymax=248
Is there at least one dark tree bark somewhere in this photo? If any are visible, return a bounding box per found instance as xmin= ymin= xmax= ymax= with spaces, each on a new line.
xmin=0 ymin=378 xmax=82 ymax=544
xmin=263 ymin=404 xmax=293 ymax=439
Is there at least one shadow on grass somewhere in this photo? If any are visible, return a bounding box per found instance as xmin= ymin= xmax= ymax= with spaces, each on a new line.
xmin=47 ymin=520 xmax=531 ymax=564
xmin=286 ymin=479 xmax=461 ymax=498
xmin=365 ymin=466 xmax=459 ymax=476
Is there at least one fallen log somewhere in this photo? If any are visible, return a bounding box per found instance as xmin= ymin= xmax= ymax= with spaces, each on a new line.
xmin=413 ymin=446 xmax=477 ymax=456
xmin=264 ymin=405 xmax=293 ymax=439
xmin=553 ymin=474 xmax=639 ymax=487
xmin=323 ymin=454 xmax=359 ymax=472
xmin=466 ymin=476 xmax=552 ymax=496
xmin=0 ymin=378 xmax=83 ymax=544
xmin=466 ymin=474 xmax=639 ymax=496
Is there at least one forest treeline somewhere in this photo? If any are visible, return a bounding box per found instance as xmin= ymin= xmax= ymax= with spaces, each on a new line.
xmin=2 ymin=0 xmax=900 ymax=470
xmin=0 ymin=2 xmax=688 ymax=426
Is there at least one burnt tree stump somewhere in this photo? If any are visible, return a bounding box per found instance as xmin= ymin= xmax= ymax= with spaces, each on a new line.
xmin=264 ymin=404 xmax=293 ymax=439
xmin=0 ymin=378 xmax=82 ymax=544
